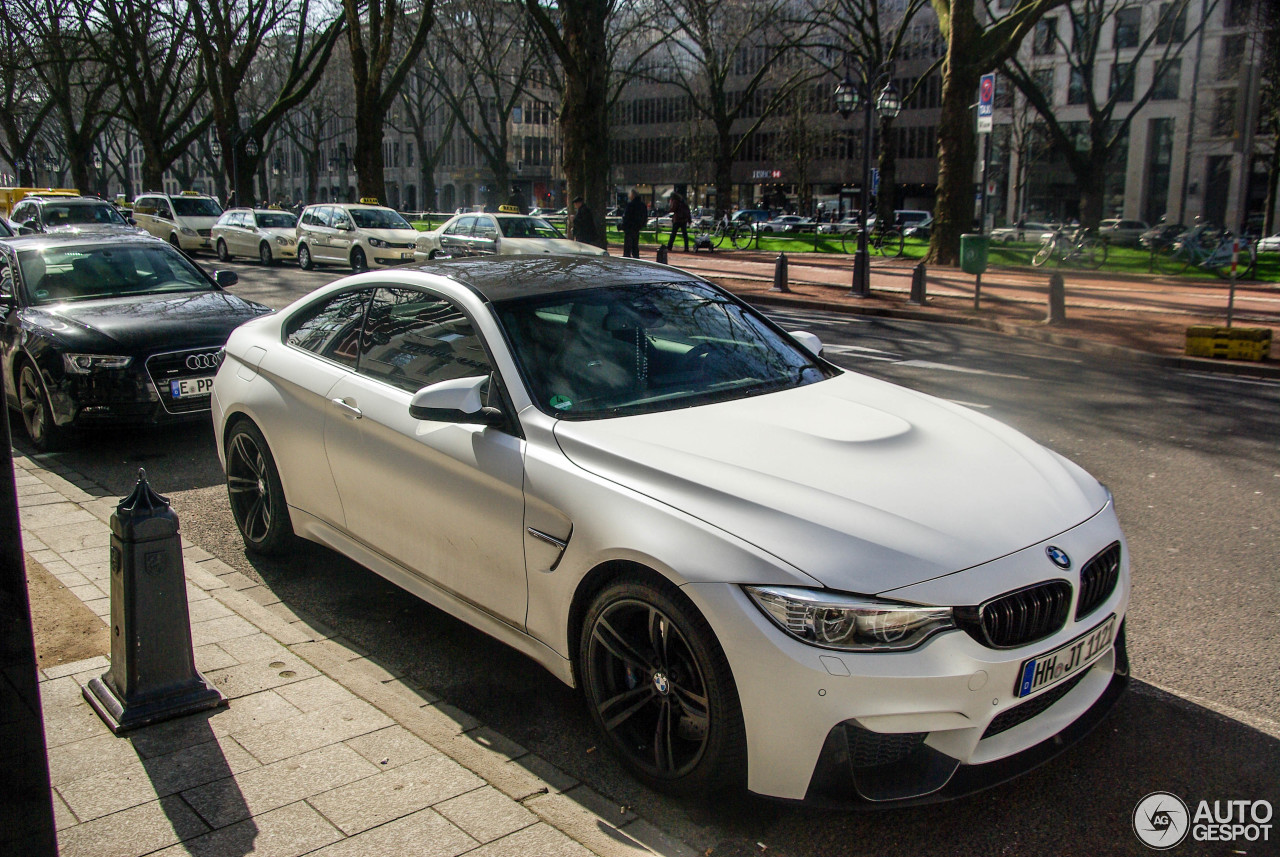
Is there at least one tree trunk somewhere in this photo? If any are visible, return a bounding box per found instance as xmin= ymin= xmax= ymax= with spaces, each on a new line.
xmin=1265 ymin=133 xmax=1279 ymax=236
xmin=876 ymin=115 xmax=898 ymax=227
xmin=1077 ymin=159 xmax=1105 ymax=232
xmin=554 ymin=0 xmax=610 ymax=247
xmin=353 ymin=98 xmax=387 ymax=203
xmin=927 ymin=58 xmax=980 ymax=265
xmin=714 ymin=131 xmax=735 ymax=217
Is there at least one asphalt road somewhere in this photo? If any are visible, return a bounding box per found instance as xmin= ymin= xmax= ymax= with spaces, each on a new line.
xmin=15 ymin=259 xmax=1280 ymax=857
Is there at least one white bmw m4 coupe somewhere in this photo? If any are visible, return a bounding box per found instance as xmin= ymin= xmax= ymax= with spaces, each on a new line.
xmin=212 ymin=255 xmax=1129 ymax=804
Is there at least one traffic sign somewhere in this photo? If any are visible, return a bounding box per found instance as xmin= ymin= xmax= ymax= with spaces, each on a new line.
xmin=977 ymin=73 xmax=995 ymax=134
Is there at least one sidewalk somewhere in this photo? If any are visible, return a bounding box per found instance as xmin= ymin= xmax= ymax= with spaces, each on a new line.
xmin=16 ymin=454 xmax=695 ymax=857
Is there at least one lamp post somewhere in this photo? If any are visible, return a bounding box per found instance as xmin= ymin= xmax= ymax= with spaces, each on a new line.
xmin=835 ymin=63 xmax=899 ymax=297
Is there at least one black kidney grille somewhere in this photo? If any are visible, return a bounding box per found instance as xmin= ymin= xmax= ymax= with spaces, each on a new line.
xmin=982 ymin=671 xmax=1087 ymax=739
xmin=958 ymin=581 xmax=1072 ymax=650
xmin=1076 ymin=542 xmax=1121 ymax=620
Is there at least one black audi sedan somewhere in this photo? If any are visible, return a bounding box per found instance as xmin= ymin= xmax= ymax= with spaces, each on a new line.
xmin=1 ymin=233 xmax=272 ymax=450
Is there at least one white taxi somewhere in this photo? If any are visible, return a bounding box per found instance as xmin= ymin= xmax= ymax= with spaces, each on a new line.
xmin=132 ymin=191 xmax=224 ymax=253
xmin=296 ymin=200 xmax=419 ymax=271
xmin=415 ymin=206 xmax=607 ymax=261
xmin=212 ymin=207 xmax=299 ymax=266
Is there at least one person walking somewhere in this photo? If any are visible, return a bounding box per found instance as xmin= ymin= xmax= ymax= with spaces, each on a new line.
xmin=507 ymin=185 xmax=528 ymax=214
xmin=570 ymin=196 xmax=602 ymax=248
xmin=621 ymin=189 xmax=647 ymax=258
xmin=666 ymin=192 xmax=691 ymax=252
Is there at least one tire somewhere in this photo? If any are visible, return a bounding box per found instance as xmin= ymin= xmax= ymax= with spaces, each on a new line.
xmin=1213 ymin=246 xmax=1257 ymax=280
xmin=168 ymin=233 xmax=182 ymax=251
xmin=224 ymin=420 xmax=294 ymax=556
xmin=1031 ymin=240 xmax=1055 ymax=267
xmin=350 ymin=246 xmax=367 ymax=272
xmin=297 ymin=243 xmax=314 ymax=270
xmin=216 ymin=239 xmax=232 ymax=262
xmin=259 ymin=242 xmax=274 ymax=266
xmin=428 ymin=249 xmax=439 ymax=260
xmin=730 ymin=225 xmax=754 ymax=250
xmin=1078 ymin=236 xmax=1107 ymax=270
xmin=841 ymin=229 xmax=858 ymax=255
xmin=1154 ymin=244 xmax=1187 ymax=276
xmin=579 ymin=577 xmax=746 ymax=796
xmin=874 ymin=228 xmax=903 ymax=257
xmin=16 ymin=360 xmax=64 ymax=452
xmin=710 ymin=227 xmax=728 ymax=249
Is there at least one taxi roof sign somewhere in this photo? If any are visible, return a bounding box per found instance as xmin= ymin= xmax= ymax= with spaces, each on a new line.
xmin=180 ymin=190 xmax=202 ymax=196
xmin=498 ymin=204 xmax=520 ymax=213
xmin=358 ymin=197 xmax=380 ymax=205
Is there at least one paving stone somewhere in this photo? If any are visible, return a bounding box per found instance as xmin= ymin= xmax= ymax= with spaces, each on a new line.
xmin=346 ymin=656 xmax=403 ymax=683
xmin=425 ymin=701 xmax=482 ymax=734
xmin=435 ymin=785 xmax=538 ymax=844
xmin=16 ymin=479 xmax=57 ymax=496
xmin=435 ymin=733 xmax=552 ymax=804
xmin=18 ymin=501 xmax=95 ymax=531
xmin=40 ymin=675 xmax=92 ymax=711
xmin=306 ymin=807 xmax=477 ymax=857
xmin=524 ymin=790 xmax=643 ymax=857
xmin=239 ymin=584 xmax=282 ymax=606
xmin=55 ymin=795 xmax=209 ymax=857
xmin=463 ymin=821 xmax=596 ymax=857
xmin=22 ymin=532 xmax=49 ymax=551
xmin=307 ymin=753 xmax=483 ymax=835
xmin=509 ymin=753 xmax=580 ymax=795
xmin=202 ymin=654 xmax=319 ymax=700
xmin=194 ymin=643 xmax=240 ymax=673
xmin=139 ymin=733 xmax=262 ymax=796
xmin=180 ymin=544 xmax=214 ymax=563
xmin=185 ymin=562 xmax=229 ymax=591
xmin=46 ymin=731 xmax=142 ymax=787
xmin=43 ymin=655 xmax=109 ymax=680
xmin=216 ymin=632 xmax=292 ymax=666
xmin=68 ymin=583 xmax=108 ymax=603
xmin=344 ymin=725 xmax=440 ymax=770
xmin=212 ymin=569 xmax=259 ymax=591
xmin=58 ymin=757 xmax=163 ymax=821
xmin=186 ymin=582 xmax=211 ymax=602
xmin=85 ymin=597 xmax=110 ymax=618
xmin=212 ymin=586 xmax=318 ymax=645
xmin=234 ymin=697 xmax=393 ymax=765
xmin=50 ymin=790 xmax=77 ymax=830
xmin=274 ymin=675 xmax=357 ymax=714
xmin=128 ymin=691 xmax=301 ymax=757
xmin=25 ymin=519 xmax=105 ymax=553
xmin=617 ymin=817 xmax=702 ymax=857
xmin=182 ymin=742 xmax=379 ymax=828
xmin=57 ymin=546 xmax=113 ymax=571
xmin=49 ymin=569 xmax=94 ymax=590
xmin=26 ymin=548 xmax=62 ymax=566
xmin=20 ymin=491 xmax=69 ymax=507
xmin=462 ymin=725 xmax=528 ymax=762
xmin=149 ymin=800 xmax=343 ymax=857
xmin=188 ymin=597 xmax=235 ymax=624
xmin=190 ymin=613 xmax=260 ymax=647
xmin=43 ymin=700 xmax=112 ymax=748
xmin=196 ymin=557 xmax=240 ymax=577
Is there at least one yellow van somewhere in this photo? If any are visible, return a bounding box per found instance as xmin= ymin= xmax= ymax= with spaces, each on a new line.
xmin=0 ymin=187 xmax=79 ymax=219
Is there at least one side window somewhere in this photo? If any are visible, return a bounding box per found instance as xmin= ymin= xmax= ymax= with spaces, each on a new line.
xmin=331 ymin=208 xmax=351 ymax=229
xmin=445 ymin=216 xmax=476 ymax=236
xmin=474 ymin=217 xmax=497 ymax=238
xmin=134 ymin=198 xmax=153 ymax=216
xmin=357 ymin=288 xmax=493 ymax=394
xmin=12 ymin=202 xmax=34 ymax=224
xmin=0 ymin=256 xmax=13 ymax=299
xmin=155 ymin=199 xmax=173 ymax=219
xmin=302 ymin=208 xmax=318 ymax=227
xmin=284 ymin=289 xmax=373 ymax=368
xmin=316 ymin=206 xmax=335 ymax=228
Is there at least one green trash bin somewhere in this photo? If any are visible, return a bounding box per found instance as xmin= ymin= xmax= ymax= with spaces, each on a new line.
xmin=960 ymin=233 xmax=989 ymax=275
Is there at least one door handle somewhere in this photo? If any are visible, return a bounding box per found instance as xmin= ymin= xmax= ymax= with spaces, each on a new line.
xmin=330 ymin=398 xmax=362 ymax=419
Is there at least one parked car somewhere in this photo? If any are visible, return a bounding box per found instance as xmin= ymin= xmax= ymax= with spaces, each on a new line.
xmin=415 ymin=210 xmax=606 ymax=260
xmin=759 ymin=215 xmax=815 ymax=233
xmin=132 ymin=191 xmax=225 ymax=253
xmin=818 ymin=216 xmax=862 ymax=235
xmin=213 ymin=208 xmax=299 ymax=266
xmin=297 ymin=201 xmax=419 ymax=271
xmin=1 ymin=233 xmax=270 ymax=450
xmin=212 ymin=255 xmax=1130 ymax=804
xmin=1253 ymin=232 xmax=1280 ymax=254
xmin=1098 ymin=219 xmax=1149 ymax=247
xmin=1139 ymin=222 xmax=1188 ymax=250
xmin=903 ymin=214 xmax=934 ymax=240
xmin=9 ymin=194 xmax=144 ymax=237
xmin=989 ymin=221 xmax=1056 ymax=244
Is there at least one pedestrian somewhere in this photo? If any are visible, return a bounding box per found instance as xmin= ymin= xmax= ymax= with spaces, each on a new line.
xmin=506 ymin=185 xmax=528 ymax=214
xmin=570 ymin=196 xmax=602 ymax=248
xmin=621 ymin=189 xmax=647 ymax=258
xmin=667 ymin=192 xmax=690 ymax=252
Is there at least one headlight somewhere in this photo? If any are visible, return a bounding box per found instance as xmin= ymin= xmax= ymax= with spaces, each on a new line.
xmin=64 ymin=354 xmax=132 ymax=374
xmin=180 ymin=227 xmax=197 ymax=236
xmin=367 ymin=238 xmax=387 ymax=248
xmin=744 ymin=586 xmax=954 ymax=652
xmin=275 ymin=235 xmax=291 ymax=246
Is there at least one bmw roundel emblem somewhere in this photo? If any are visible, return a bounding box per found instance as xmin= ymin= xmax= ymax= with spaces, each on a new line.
xmin=1046 ymin=546 xmax=1072 ymax=569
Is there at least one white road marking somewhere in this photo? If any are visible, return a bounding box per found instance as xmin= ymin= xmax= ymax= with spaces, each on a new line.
xmin=823 ymin=344 xmax=903 ymax=358
xmin=895 ymin=359 xmax=1031 ymax=380
xmin=946 ymin=399 xmax=992 ymax=409
xmin=1180 ymin=372 xmax=1280 ymax=390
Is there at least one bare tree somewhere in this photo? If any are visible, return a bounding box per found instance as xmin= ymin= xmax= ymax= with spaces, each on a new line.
xmin=1256 ymin=0 xmax=1280 ymax=234
xmin=1002 ymin=0 xmax=1215 ymax=229
xmin=0 ymin=17 xmax=53 ymax=185
xmin=341 ymin=0 xmax=436 ymax=202
xmin=392 ymin=61 xmax=455 ymax=212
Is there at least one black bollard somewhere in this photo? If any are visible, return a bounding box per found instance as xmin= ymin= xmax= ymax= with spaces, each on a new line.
xmin=84 ymin=469 xmax=226 ymax=733
xmin=1046 ymin=272 xmax=1066 ymax=324
xmin=656 ymin=245 xmax=669 ymax=265
xmin=908 ymin=262 xmax=927 ymax=305
xmin=771 ymin=252 xmax=790 ymax=292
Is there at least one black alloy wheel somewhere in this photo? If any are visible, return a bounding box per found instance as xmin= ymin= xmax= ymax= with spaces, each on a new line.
xmin=17 ymin=361 xmax=63 ymax=451
xmin=580 ymin=579 xmax=745 ymax=795
xmin=225 ymin=421 xmax=293 ymax=555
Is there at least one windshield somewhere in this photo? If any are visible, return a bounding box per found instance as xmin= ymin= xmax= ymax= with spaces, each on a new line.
xmin=496 ymin=281 xmax=830 ymax=420
xmin=0 ymin=218 xmax=12 ymax=237
xmin=498 ymin=217 xmax=564 ymax=239
xmin=350 ymin=208 xmax=413 ymax=230
xmin=42 ymin=202 xmax=128 ymax=227
xmin=18 ymin=244 xmax=212 ymax=305
xmin=256 ymin=212 xmax=297 ymax=229
xmin=172 ymin=197 xmax=223 ymax=217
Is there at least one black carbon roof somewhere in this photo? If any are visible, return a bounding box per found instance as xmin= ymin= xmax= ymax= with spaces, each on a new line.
xmin=417 ymin=255 xmax=703 ymax=303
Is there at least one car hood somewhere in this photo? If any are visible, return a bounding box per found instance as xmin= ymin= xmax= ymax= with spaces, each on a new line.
xmin=44 ymin=224 xmax=149 ymax=237
xmin=24 ymin=291 xmax=270 ymax=353
xmin=361 ymin=228 xmax=418 ymax=243
xmin=552 ymin=372 xmax=1107 ymax=594
xmin=501 ymin=237 xmax=607 ymax=256
xmin=262 ymin=227 xmax=296 ymax=241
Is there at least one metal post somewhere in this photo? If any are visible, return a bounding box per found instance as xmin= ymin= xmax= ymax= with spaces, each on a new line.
xmin=1227 ymin=239 xmax=1238 ymax=328
xmin=772 ymin=252 xmax=790 ymax=292
xmin=656 ymin=245 xmax=669 ymax=265
xmin=851 ymin=95 xmax=872 ymax=298
xmin=1047 ymin=272 xmax=1066 ymax=324
xmin=84 ymin=469 xmax=225 ymax=733
xmin=909 ymin=262 xmax=927 ymax=305
xmin=974 ymin=272 xmax=982 ymax=310
xmin=979 ymin=133 xmax=992 ymax=234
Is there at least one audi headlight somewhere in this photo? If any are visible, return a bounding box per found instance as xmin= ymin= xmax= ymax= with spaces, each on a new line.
xmin=744 ymin=586 xmax=954 ymax=652
xmin=64 ymin=354 xmax=132 ymax=374
xmin=180 ymin=227 xmax=197 ymax=236
xmin=367 ymin=237 xmax=387 ymax=248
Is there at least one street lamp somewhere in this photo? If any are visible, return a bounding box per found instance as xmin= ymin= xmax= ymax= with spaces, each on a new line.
xmin=835 ymin=62 xmax=897 ymax=297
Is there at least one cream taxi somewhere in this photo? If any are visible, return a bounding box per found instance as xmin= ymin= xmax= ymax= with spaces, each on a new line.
xmin=296 ymin=200 xmax=419 ymax=271
xmin=414 ymin=206 xmax=607 ymax=261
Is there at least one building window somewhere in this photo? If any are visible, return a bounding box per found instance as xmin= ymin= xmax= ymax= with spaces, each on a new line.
xmin=1033 ymin=18 xmax=1058 ymax=55
xmin=1224 ymin=0 xmax=1252 ymax=27
xmin=1114 ymin=7 xmax=1141 ymax=49
xmin=1068 ymin=68 xmax=1088 ymax=104
xmin=1218 ymin=34 xmax=1246 ymax=81
xmin=1155 ymin=3 xmax=1186 ymax=44
xmin=1152 ymin=59 xmax=1181 ymax=100
xmin=1211 ymin=89 xmax=1238 ymax=137
xmin=1110 ymin=63 xmax=1134 ymax=102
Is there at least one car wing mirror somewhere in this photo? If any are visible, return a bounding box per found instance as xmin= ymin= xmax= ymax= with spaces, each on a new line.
xmin=19 ymin=219 xmax=39 ymax=235
xmin=789 ymin=330 xmax=823 ymax=358
xmin=409 ymin=375 xmax=504 ymax=426
xmin=214 ymin=270 xmax=238 ymax=287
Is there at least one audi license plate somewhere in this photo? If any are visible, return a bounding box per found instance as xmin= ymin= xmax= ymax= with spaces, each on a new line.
xmin=1015 ymin=614 xmax=1116 ymax=698
xmin=170 ymin=377 xmax=214 ymax=399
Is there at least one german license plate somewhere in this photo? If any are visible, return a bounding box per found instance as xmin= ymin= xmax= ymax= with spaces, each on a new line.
xmin=1015 ymin=614 xmax=1116 ymax=698
xmin=170 ymin=376 xmax=214 ymax=399
xmin=401 ymin=252 xmax=414 ymax=260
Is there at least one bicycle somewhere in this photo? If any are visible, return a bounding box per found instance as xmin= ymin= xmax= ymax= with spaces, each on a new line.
xmin=1154 ymin=227 xmax=1257 ymax=279
xmin=841 ymin=223 xmax=902 ymax=257
xmin=1031 ymin=226 xmax=1107 ymax=269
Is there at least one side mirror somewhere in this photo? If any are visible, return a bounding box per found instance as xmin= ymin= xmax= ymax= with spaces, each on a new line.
xmin=19 ymin=219 xmax=39 ymax=235
xmin=409 ymin=375 xmax=504 ymax=426
xmin=337 ymin=221 xmax=353 ymax=231
xmin=789 ymin=330 xmax=823 ymax=358
xmin=214 ymin=270 xmax=238 ymax=287
xmin=127 ymin=215 xmax=136 ymax=225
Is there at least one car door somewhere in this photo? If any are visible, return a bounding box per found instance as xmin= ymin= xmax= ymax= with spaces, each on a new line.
xmin=439 ymin=216 xmax=476 ymax=256
xmin=235 ymin=212 xmax=258 ymax=255
xmin=322 ymin=286 xmax=527 ymax=627
xmin=328 ymin=207 xmax=355 ymax=263
xmin=471 ymin=216 xmax=499 ymax=255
